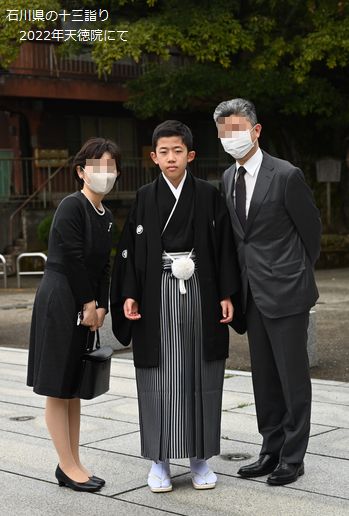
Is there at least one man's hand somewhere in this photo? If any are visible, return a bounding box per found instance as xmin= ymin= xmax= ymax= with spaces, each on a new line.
xmin=123 ymin=298 xmax=141 ymax=320
xmin=220 ymin=297 xmax=234 ymax=323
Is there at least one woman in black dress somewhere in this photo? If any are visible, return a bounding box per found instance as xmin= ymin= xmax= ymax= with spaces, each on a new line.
xmin=27 ymin=137 xmax=120 ymax=492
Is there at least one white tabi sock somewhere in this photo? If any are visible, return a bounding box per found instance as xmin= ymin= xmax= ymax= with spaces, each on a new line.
xmin=148 ymin=460 xmax=172 ymax=491
xmin=150 ymin=460 xmax=170 ymax=478
xmin=189 ymin=458 xmax=217 ymax=485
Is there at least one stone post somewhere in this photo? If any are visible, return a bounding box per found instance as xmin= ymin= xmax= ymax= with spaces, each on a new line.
xmin=307 ymin=308 xmax=318 ymax=367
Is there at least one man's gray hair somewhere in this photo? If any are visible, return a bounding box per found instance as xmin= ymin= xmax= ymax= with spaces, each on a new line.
xmin=213 ymin=98 xmax=258 ymax=126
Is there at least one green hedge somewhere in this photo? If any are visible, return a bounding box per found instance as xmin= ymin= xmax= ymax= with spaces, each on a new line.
xmin=321 ymin=234 xmax=349 ymax=251
xmin=37 ymin=214 xmax=54 ymax=247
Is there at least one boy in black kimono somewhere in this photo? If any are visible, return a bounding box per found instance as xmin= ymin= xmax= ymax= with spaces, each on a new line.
xmin=111 ymin=120 xmax=239 ymax=492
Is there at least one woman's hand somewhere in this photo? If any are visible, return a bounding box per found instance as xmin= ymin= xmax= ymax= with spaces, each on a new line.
xmin=123 ymin=298 xmax=141 ymax=320
xmin=96 ymin=307 xmax=107 ymax=327
xmin=81 ymin=300 xmax=98 ymax=328
xmin=89 ymin=307 xmax=107 ymax=332
xmin=220 ymin=297 xmax=234 ymax=323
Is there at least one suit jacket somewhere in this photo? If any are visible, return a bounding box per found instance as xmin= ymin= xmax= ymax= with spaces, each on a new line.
xmin=222 ymin=150 xmax=322 ymax=319
xmin=110 ymin=173 xmax=240 ymax=367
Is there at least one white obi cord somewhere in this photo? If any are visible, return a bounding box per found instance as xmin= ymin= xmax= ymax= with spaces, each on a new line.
xmin=164 ymin=249 xmax=195 ymax=295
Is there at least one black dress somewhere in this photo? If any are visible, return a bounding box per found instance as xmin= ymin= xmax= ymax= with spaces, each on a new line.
xmin=27 ymin=192 xmax=113 ymax=398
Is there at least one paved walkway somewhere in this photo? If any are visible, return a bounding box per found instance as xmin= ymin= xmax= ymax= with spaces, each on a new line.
xmin=0 ymin=347 xmax=348 ymax=515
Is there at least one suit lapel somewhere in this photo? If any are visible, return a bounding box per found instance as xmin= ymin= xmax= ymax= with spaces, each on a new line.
xmin=245 ymin=152 xmax=275 ymax=235
xmin=224 ymin=164 xmax=245 ymax=238
xmin=225 ymin=163 xmax=235 ymax=205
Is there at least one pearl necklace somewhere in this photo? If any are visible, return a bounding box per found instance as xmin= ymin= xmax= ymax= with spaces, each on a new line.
xmin=81 ymin=191 xmax=105 ymax=216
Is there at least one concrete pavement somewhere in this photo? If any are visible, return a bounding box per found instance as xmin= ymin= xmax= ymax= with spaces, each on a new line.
xmin=0 ymin=346 xmax=348 ymax=516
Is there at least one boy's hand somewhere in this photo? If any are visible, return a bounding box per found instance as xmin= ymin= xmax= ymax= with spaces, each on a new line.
xmin=124 ymin=298 xmax=141 ymax=320
xmin=220 ymin=298 xmax=234 ymax=323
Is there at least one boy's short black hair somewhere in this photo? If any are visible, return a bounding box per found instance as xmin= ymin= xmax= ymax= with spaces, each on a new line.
xmin=72 ymin=137 xmax=121 ymax=189
xmin=152 ymin=120 xmax=193 ymax=151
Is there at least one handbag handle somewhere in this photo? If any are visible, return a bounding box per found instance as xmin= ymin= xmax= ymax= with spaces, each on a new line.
xmin=86 ymin=329 xmax=100 ymax=352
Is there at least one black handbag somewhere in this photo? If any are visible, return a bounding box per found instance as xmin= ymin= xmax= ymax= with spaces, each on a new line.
xmin=76 ymin=330 xmax=113 ymax=400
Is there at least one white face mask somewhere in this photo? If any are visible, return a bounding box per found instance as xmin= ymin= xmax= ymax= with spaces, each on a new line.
xmin=82 ymin=170 xmax=117 ymax=195
xmin=220 ymin=127 xmax=256 ymax=160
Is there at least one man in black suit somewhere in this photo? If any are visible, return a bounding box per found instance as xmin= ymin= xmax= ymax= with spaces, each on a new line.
xmin=214 ymin=98 xmax=322 ymax=485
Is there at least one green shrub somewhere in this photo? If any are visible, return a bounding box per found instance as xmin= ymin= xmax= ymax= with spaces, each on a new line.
xmin=321 ymin=234 xmax=349 ymax=251
xmin=37 ymin=214 xmax=54 ymax=247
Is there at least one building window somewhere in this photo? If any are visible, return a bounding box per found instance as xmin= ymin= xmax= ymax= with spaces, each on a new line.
xmin=80 ymin=116 xmax=137 ymax=157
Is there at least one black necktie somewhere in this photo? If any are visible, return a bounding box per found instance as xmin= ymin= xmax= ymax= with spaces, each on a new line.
xmin=235 ymin=166 xmax=247 ymax=229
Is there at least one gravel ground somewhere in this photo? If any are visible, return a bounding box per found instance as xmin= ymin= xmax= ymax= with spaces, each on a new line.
xmin=0 ymin=268 xmax=348 ymax=382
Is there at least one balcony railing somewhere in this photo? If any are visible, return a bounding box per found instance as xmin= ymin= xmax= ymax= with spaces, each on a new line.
xmin=4 ymin=42 xmax=141 ymax=81
xmin=1 ymin=156 xmax=230 ymax=250
xmin=0 ymin=157 xmax=74 ymax=207
xmin=0 ymin=157 xmax=230 ymax=206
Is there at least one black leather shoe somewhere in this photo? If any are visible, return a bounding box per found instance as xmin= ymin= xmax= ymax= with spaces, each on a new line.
xmin=237 ymin=454 xmax=279 ymax=478
xmin=90 ymin=475 xmax=106 ymax=486
xmin=267 ymin=461 xmax=304 ymax=485
xmin=55 ymin=465 xmax=101 ymax=492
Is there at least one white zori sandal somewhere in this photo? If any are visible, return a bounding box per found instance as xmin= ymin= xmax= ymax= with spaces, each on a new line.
xmin=190 ymin=458 xmax=217 ymax=490
xmin=147 ymin=461 xmax=172 ymax=493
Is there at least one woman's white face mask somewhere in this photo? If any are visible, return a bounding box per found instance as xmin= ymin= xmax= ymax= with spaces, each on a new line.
xmin=82 ymin=170 xmax=117 ymax=195
xmin=81 ymin=159 xmax=118 ymax=195
xmin=220 ymin=126 xmax=257 ymax=160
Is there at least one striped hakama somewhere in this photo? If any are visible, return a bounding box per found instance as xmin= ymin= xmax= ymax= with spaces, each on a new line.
xmin=136 ymin=252 xmax=225 ymax=462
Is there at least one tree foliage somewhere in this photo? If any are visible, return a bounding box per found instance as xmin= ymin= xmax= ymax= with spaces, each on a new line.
xmin=84 ymin=0 xmax=349 ymax=122
xmin=0 ymin=0 xmax=61 ymax=67
xmin=1 ymin=0 xmax=348 ymax=124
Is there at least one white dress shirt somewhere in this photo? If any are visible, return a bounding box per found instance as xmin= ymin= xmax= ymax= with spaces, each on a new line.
xmin=160 ymin=170 xmax=187 ymax=235
xmin=233 ymin=148 xmax=263 ymax=216
xmin=161 ymin=169 xmax=187 ymax=200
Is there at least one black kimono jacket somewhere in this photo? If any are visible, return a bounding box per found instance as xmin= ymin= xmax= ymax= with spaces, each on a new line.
xmin=110 ymin=173 xmax=240 ymax=368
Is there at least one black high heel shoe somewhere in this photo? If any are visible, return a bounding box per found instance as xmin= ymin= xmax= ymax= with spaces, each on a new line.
xmin=90 ymin=475 xmax=106 ymax=486
xmin=55 ymin=465 xmax=101 ymax=492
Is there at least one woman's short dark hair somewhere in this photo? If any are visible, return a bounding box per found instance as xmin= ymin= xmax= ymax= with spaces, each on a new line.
xmin=72 ymin=137 xmax=121 ymax=188
xmin=152 ymin=120 xmax=193 ymax=151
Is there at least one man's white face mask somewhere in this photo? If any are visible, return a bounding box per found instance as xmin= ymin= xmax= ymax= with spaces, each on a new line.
xmin=220 ymin=126 xmax=256 ymax=160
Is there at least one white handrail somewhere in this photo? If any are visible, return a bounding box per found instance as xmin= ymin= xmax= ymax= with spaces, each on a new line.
xmin=16 ymin=252 xmax=47 ymax=288
xmin=0 ymin=254 xmax=7 ymax=288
